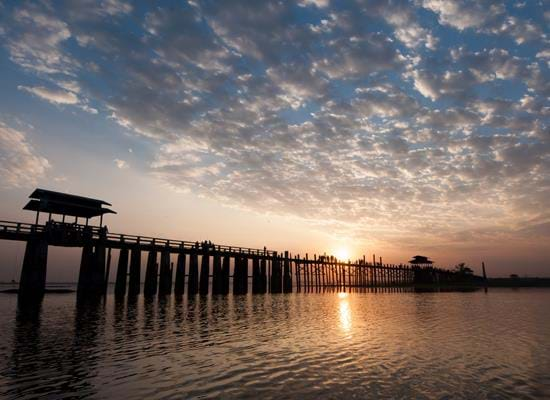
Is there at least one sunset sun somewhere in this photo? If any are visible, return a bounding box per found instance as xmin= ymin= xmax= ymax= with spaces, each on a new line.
xmin=335 ymin=247 xmax=350 ymax=261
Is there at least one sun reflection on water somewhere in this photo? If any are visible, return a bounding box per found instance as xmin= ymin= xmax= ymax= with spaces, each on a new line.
xmin=338 ymin=292 xmax=352 ymax=334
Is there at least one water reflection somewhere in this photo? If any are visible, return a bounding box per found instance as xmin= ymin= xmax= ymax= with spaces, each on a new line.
xmin=1 ymin=290 xmax=549 ymax=399
xmin=338 ymin=292 xmax=352 ymax=334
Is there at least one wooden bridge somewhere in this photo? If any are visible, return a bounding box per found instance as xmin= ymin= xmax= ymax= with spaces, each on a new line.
xmin=1 ymin=189 xmax=458 ymax=301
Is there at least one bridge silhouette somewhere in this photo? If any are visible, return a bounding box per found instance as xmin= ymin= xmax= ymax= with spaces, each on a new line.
xmin=1 ymin=189 xmax=459 ymax=301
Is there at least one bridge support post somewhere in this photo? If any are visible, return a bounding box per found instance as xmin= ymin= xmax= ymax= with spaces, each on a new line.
xmin=221 ymin=255 xmax=230 ymax=294
xmin=260 ymin=256 xmax=267 ymax=294
xmin=92 ymin=245 xmax=106 ymax=295
xmin=128 ymin=246 xmax=141 ymax=296
xmin=233 ymin=255 xmax=247 ymax=295
xmin=283 ymin=251 xmax=292 ymax=293
xmin=77 ymin=242 xmax=93 ymax=296
xmin=115 ymin=248 xmax=129 ymax=297
xmin=295 ymin=257 xmax=300 ymax=292
xmin=272 ymin=253 xmax=282 ymax=293
xmin=158 ymin=248 xmax=172 ymax=296
xmin=199 ymin=251 xmax=210 ymax=295
xmin=19 ymin=236 xmax=48 ymax=301
xmin=77 ymin=243 xmax=106 ymax=298
xmin=212 ymin=251 xmax=222 ymax=295
xmin=304 ymin=254 xmax=309 ymax=291
xmin=252 ymin=256 xmax=261 ymax=294
xmin=144 ymin=249 xmax=158 ymax=296
xmin=241 ymin=255 xmax=249 ymax=294
xmin=174 ymin=251 xmax=186 ymax=295
xmin=232 ymin=256 xmax=241 ymax=294
xmin=188 ymin=251 xmax=199 ymax=295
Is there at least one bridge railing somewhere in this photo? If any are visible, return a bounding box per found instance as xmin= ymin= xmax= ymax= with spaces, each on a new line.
xmin=0 ymin=220 xmax=45 ymax=234
xmin=0 ymin=220 xmax=277 ymax=257
xmin=103 ymin=231 xmax=276 ymax=256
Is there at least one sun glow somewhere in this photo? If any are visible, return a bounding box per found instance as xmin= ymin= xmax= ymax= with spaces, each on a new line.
xmin=335 ymin=247 xmax=350 ymax=261
xmin=339 ymin=294 xmax=352 ymax=333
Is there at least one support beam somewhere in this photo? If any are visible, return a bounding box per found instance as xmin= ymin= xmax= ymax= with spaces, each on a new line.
xmin=188 ymin=251 xmax=199 ymax=295
xmin=174 ymin=252 xmax=186 ymax=295
xmin=115 ymin=248 xmax=128 ymax=297
xmin=221 ymin=254 xmax=230 ymax=295
xmin=158 ymin=248 xmax=172 ymax=296
xmin=212 ymin=252 xmax=222 ymax=295
xmin=252 ymin=256 xmax=261 ymax=294
xmin=283 ymin=251 xmax=292 ymax=293
xmin=144 ymin=249 xmax=158 ymax=296
xmin=199 ymin=251 xmax=210 ymax=295
xmin=128 ymin=246 xmax=141 ymax=296
xmin=19 ymin=236 xmax=48 ymax=301
xmin=260 ymin=257 xmax=267 ymax=294
xmin=104 ymin=247 xmax=112 ymax=295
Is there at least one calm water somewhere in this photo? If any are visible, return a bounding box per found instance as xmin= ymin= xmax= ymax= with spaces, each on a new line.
xmin=0 ymin=288 xmax=549 ymax=399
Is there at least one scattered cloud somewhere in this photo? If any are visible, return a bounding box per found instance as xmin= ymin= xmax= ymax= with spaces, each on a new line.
xmin=114 ymin=159 xmax=129 ymax=169
xmin=0 ymin=122 xmax=50 ymax=188
xmin=0 ymin=0 xmax=548 ymax=252
xmin=18 ymin=85 xmax=79 ymax=105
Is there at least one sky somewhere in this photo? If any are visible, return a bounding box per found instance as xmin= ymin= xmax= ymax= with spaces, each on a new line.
xmin=0 ymin=0 xmax=549 ymax=280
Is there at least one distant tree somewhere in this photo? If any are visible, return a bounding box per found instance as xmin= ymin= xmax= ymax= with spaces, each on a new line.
xmin=510 ymin=274 xmax=519 ymax=279
xmin=453 ymin=262 xmax=474 ymax=276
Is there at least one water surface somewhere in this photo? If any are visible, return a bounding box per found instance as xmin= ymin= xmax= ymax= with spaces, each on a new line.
xmin=1 ymin=288 xmax=549 ymax=399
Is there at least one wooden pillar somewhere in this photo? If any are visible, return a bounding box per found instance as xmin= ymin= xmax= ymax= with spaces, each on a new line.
xmin=270 ymin=252 xmax=281 ymax=293
xmin=158 ymin=248 xmax=172 ymax=296
xmin=233 ymin=255 xmax=242 ymax=294
xmin=19 ymin=236 xmax=48 ymax=301
xmin=144 ymin=249 xmax=158 ymax=296
xmin=77 ymin=242 xmax=93 ymax=296
xmin=212 ymin=251 xmax=222 ymax=295
xmin=283 ymin=251 xmax=292 ymax=293
xmin=347 ymin=261 xmax=352 ymax=288
xmin=304 ymin=254 xmax=309 ymax=291
xmin=92 ymin=245 xmax=106 ymax=295
xmin=128 ymin=246 xmax=141 ymax=296
xmin=199 ymin=250 xmax=210 ymax=295
xmin=104 ymin=247 xmax=112 ymax=295
xmin=319 ymin=256 xmax=326 ymax=288
xmin=174 ymin=252 xmax=186 ymax=295
xmin=78 ymin=243 xmax=106 ymax=297
xmin=294 ymin=255 xmax=302 ymax=292
xmin=115 ymin=247 xmax=129 ymax=297
xmin=313 ymin=255 xmax=319 ymax=288
xmin=188 ymin=250 xmax=199 ymax=295
xmin=260 ymin=256 xmax=267 ymax=294
xmin=241 ymin=255 xmax=249 ymax=294
xmin=252 ymin=256 xmax=261 ymax=294
xmin=169 ymin=262 xmax=173 ymax=291
xmin=221 ymin=254 xmax=230 ymax=295
xmin=331 ymin=258 xmax=336 ymax=287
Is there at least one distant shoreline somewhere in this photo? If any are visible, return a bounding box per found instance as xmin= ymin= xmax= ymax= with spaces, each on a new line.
xmin=485 ymin=277 xmax=550 ymax=288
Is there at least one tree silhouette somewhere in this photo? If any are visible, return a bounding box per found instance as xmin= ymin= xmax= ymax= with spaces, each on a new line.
xmin=453 ymin=262 xmax=474 ymax=276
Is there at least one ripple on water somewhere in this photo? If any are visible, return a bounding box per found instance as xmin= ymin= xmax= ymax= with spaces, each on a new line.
xmin=0 ymin=289 xmax=550 ymax=399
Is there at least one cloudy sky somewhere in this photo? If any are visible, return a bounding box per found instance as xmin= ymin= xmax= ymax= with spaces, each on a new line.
xmin=0 ymin=0 xmax=549 ymax=279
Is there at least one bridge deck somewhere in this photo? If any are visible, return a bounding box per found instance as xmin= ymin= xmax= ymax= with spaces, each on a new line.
xmin=0 ymin=220 xmax=277 ymax=257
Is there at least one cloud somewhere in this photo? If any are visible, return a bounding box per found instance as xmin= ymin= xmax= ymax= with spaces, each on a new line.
xmin=1 ymin=1 xmax=549 ymax=252
xmin=0 ymin=122 xmax=50 ymax=188
xmin=18 ymin=85 xmax=79 ymax=105
xmin=5 ymin=6 xmax=74 ymax=75
xmin=114 ymin=159 xmax=129 ymax=169
xmin=422 ymin=0 xmax=503 ymax=30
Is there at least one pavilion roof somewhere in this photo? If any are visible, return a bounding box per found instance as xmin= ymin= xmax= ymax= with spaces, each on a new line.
xmin=409 ymin=255 xmax=434 ymax=264
xmin=23 ymin=188 xmax=116 ymax=219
